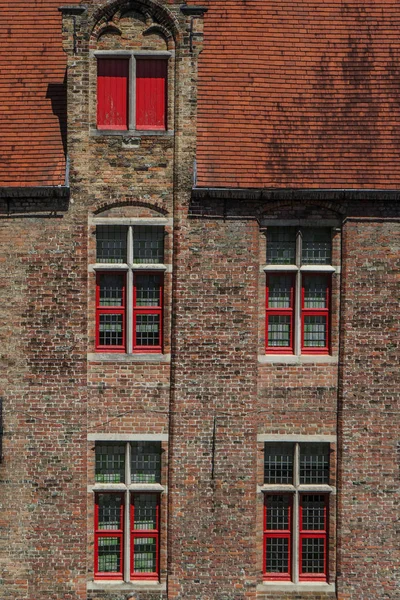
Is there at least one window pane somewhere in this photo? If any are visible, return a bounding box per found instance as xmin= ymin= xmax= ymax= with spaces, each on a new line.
xmin=268 ymin=316 xmax=291 ymax=347
xmin=135 ymin=314 xmax=160 ymax=347
xmin=302 ymin=228 xmax=331 ymax=265
xmin=266 ymin=495 xmax=290 ymax=530
xmin=301 ymin=495 xmax=326 ymax=531
xmin=131 ymin=442 xmax=161 ymax=483
xmin=95 ymin=443 xmax=125 ymax=483
xmin=99 ymin=273 xmax=124 ymax=307
xmin=266 ymin=228 xmax=296 ymax=264
xmin=300 ymin=443 xmax=329 ymax=484
xmin=301 ymin=537 xmax=325 ymax=573
xmin=97 ymin=537 xmax=121 ymax=572
xmin=135 ymin=274 xmax=162 ymax=306
xmin=268 ymin=275 xmax=292 ymax=308
xmin=133 ymin=494 xmax=158 ymax=530
xmin=303 ymin=276 xmax=328 ymax=309
xmin=133 ymin=226 xmax=164 ymax=263
xmin=99 ymin=314 xmax=124 ymax=346
xmin=303 ymin=315 xmax=326 ymax=347
xmin=97 ymin=494 xmax=123 ymax=530
xmin=133 ymin=537 xmax=157 ymax=573
xmin=96 ymin=226 xmax=128 ymax=263
xmin=264 ymin=443 xmax=294 ymax=484
xmin=266 ymin=538 xmax=289 ymax=573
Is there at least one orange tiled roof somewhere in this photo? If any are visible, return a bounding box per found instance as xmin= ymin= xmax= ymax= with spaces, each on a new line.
xmin=0 ymin=1 xmax=78 ymax=187
xmin=1 ymin=1 xmax=400 ymax=189
xmin=194 ymin=0 xmax=400 ymax=188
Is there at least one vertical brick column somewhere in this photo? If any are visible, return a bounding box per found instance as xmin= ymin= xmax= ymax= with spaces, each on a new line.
xmin=169 ymin=217 xmax=259 ymax=599
xmin=337 ymin=218 xmax=400 ymax=599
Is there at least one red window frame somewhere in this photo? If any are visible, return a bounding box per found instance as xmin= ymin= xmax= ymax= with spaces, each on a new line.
xmin=94 ymin=492 xmax=124 ymax=580
xmin=130 ymin=493 xmax=160 ymax=580
xmin=133 ymin=272 xmax=163 ymax=353
xmin=265 ymin=273 xmax=295 ymax=354
xmin=96 ymin=271 xmax=127 ymax=352
xmin=301 ymin=274 xmax=331 ymax=354
xmin=263 ymin=494 xmax=292 ymax=581
xmin=136 ymin=58 xmax=167 ymax=131
xmin=97 ymin=58 xmax=129 ymax=131
xmin=299 ymin=494 xmax=328 ymax=582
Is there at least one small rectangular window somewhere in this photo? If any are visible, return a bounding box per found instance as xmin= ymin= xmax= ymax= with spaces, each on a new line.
xmin=263 ymin=442 xmax=331 ymax=583
xmin=264 ymin=495 xmax=292 ymax=580
xmin=94 ymin=225 xmax=165 ymax=354
xmin=97 ymin=58 xmax=129 ymax=130
xmin=136 ymin=58 xmax=167 ymax=131
xmin=265 ymin=227 xmax=334 ymax=355
xmin=94 ymin=442 xmax=162 ymax=582
xmin=131 ymin=493 xmax=160 ymax=578
xmin=266 ymin=275 xmax=295 ymax=353
xmin=96 ymin=225 xmax=128 ymax=264
xmin=95 ymin=493 xmax=124 ymax=579
xmin=131 ymin=441 xmax=161 ymax=483
xmin=299 ymin=494 xmax=328 ymax=580
xmin=96 ymin=443 xmax=126 ymax=483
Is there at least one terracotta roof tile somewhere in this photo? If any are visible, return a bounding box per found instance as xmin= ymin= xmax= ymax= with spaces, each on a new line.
xmin=0 ymin=0 xmax=77 ymax=187
xmin=2 ymin=1 xmax=400 ymax=188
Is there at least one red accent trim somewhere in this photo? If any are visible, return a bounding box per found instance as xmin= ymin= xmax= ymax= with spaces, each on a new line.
xmin=94 ymin=493 xmax=124 ymax=580
xmin=265 ymin=273 xmax=295 ymax=354
xmin=130 ymin=493 xmax=160 ymax=580
xmin=136 ymin=58 xmax=167 ymax=131
xmin=263 ymin=494 xmax=292 ymax=581
xmin=97 ymin=58 xmax=129 ymax=130
xmin=95 ymin=272 xmax=127 ymax=352
xmin=301 ymin=274 xmax=331 ymax=354
xmin=299 ymin=494 xmax=328 ymax=582
xmin=132 ymin=272 xmax=163 ymax=353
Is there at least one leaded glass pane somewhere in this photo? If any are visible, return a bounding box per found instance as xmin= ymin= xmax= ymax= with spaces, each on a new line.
xmin=264 ymin=443 xmax=294 ymax=484
xmin=135 ymin=314 xmax=160 ymax=347
xmin=135 ymin=274 xmax=161 ymax=306
xmin=303 ymin=276 xmax=328 ymax=309
xmin=133 ymin=494 xmax=158 ymax=530
xmin=97 ymin=494 xmax=123 ymax=529
xmin=268 ymin=315 xmax=291 ymax=347
xmin=131 ymin=442 xmax=161 ymax=483
xmin=95 ymin=443 xmax=125 ymax=483
xmin=266 ymin=495 xmax=290 ymax=530
xmin=96 ymin=226 xmax=128 ymax=263
xmin=133 ymin=226 xmax=164 ymax=264
xmin=266 ymin=538 xmax=289 ymax=573
xmin=266 ymin=228 xmax=296 ymax=264
xmin=303 ymin=315 xmax=326 ymax=347
xmin=98 ymin=537 xmax=121 ymax=572
xmin=301 ymin=495 xmax=326 ymax=530
xmin=133 ymin=537 xmax=157 ymax=573
xmin=302 ymin=228 xmax=331 ymax=265
xmin=99 ymin=273 xmax=124 ymax=307
xmin=268 ymin=275 xmax=292 ymax=308
xmin=99 ymin=314 xmax=123 ymax=346
xmin=300 ymin=443 xmax=329 ymax=484
xmin=301 ymin=537 xmax=325 ymax=573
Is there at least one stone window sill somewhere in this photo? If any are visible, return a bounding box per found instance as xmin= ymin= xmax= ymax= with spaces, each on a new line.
xmin=87 ymin=581 xmax=166 ymax=592
xmin=257 ymin=582 xmax=336 ymax=593
xmin=258 ymin=354 xmax=338 ymax=364
xmin=88 ymin=353 xmax=171 ymax=363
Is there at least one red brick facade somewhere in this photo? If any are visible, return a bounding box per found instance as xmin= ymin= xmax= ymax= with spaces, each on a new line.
xmin=0 ymin=1 xmax=399 ymax=600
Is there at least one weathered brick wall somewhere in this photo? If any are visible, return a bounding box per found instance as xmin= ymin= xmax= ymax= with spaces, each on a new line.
xmin=337 ymin=219 xmax=400 ymax=600
xmin=0 ymin=197 xmax=88 ymax=600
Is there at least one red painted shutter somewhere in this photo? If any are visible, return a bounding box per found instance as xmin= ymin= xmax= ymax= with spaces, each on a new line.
xmin=97 ymin=58 xmax=129 ymax=130
xmin=136 ymin=59 xmax=167 ymax=130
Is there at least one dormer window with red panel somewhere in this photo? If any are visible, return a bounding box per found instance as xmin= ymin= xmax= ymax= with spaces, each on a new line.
xmin=96 ymin=55 xmax=168 ymax=132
